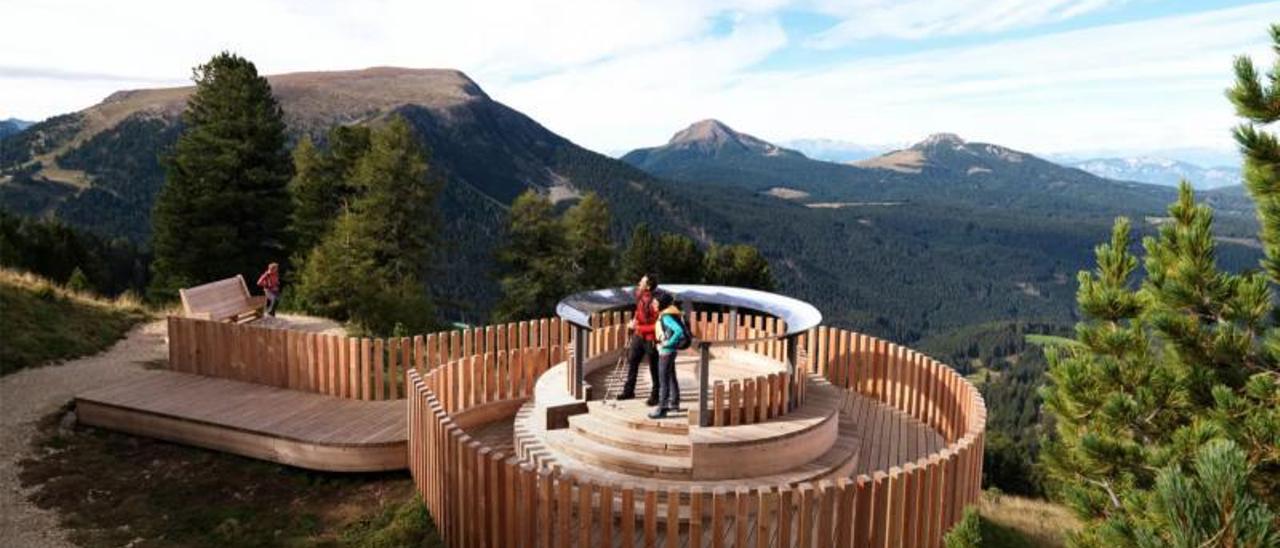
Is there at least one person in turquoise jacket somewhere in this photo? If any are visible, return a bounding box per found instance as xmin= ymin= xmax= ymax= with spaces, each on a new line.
xmin=649 ymin=292 xmax=686 ymax=419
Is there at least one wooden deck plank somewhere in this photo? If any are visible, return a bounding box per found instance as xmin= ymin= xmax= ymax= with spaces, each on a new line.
xmin=75 ymin=369 xmax=407 ymax=471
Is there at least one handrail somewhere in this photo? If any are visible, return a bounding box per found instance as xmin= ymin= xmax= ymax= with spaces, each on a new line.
xmin=405 ymin=315 xmax=987 ymax=547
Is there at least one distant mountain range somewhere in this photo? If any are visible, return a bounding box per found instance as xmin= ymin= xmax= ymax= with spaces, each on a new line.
xmin=0 ymin=71 xmax=1261 ymax=339
xmin=780 ymin=138 xmax=896 ymax=163
xmin=0 ymin=118 xmax=33 ymax=140
xmin=783 ymin=138 xmax=1243 ymax=189
xmin=1067 ymin=157 xmax=1241 ymax=189
xmin=622 ymin=120 xmax=1249 ymax=218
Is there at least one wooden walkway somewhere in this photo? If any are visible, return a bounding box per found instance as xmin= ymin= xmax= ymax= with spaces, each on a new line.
xmin=75 ymin=370 xmax=407 ymax=472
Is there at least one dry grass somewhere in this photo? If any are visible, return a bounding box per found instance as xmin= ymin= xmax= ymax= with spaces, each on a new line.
xmin=977 ymin=491 xmax=1080 ymax=547
xmin=0 ymin=267 xmax=145 ymax=310
xmin=0 ymin=268 xmax=151 ymax=375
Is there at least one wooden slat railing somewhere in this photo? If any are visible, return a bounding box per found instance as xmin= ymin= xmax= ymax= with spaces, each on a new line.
xmin=406 ymin=317 xmax=986 ymax=547
xmin=166 ymin=315 xmax=571 ymax=401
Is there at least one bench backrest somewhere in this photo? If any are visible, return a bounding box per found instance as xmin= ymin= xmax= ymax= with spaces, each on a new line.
xmin=180 ymin=275 xmax=256 ymax=321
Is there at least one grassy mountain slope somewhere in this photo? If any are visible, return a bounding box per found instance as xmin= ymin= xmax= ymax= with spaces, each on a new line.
xmin=0 ymin=68 xmax=729 ymax=319
xmin=0 ymin=70 xmax=1260 ymax=339
xmin=0 ymin=269 xmax=149 ymax=375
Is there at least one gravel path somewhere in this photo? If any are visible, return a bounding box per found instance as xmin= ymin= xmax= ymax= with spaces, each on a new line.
xmin=0 ymin=315 xmax=341 ymax=547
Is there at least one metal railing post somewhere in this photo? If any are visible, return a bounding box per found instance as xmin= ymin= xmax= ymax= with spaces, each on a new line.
xmin=697 ymin=341 xmax=711 ymax=427
xmin=572 ymin=325 xmax=588 ymax=399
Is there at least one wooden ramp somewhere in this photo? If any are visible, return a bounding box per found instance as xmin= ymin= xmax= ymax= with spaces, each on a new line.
xmin=75 ymin=370 xmax=407 ymax=472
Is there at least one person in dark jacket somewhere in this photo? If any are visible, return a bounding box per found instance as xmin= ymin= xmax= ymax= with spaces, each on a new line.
xmin=256 ymin=262 xmax=281 ymax=317
xmin=621 ymin=275 xmax=661 ymax=405
xmin=649 ymin=291 xmax=686 ymax=419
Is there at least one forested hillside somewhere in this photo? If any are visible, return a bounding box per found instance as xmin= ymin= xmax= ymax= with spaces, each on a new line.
xmin=0 ymin=68 xmax=1262 ymax=342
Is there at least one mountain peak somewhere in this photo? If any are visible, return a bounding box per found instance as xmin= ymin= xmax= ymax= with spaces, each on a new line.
xmin=659 ymin=119 xmax=804 ymax=159
xmin=913 ymin=133 xmax=965 ymax=149
xmin=668 ymin=119 xmax=740 ymax=145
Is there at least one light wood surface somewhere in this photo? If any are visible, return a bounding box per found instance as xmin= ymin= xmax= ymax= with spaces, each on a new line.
xmin=407 ymin=311 xmax=986 ymax=547
xmin=75 ymin=369 xmax=406 ymax=472
xmin=178 ymin=275 xmax=265 ymax=323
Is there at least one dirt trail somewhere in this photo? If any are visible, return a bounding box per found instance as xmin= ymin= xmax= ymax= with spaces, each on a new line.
xmin=0 ymin=315 xmax=340 ymax=547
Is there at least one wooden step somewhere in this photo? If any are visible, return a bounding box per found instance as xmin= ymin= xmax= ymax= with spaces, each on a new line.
xmin=544 ymin=429 xmax=693 ymax=479
xmin=568 ymin=413 xmax=691 ymax=456
xmin=586 ymin=400 xmax=691 ymax=435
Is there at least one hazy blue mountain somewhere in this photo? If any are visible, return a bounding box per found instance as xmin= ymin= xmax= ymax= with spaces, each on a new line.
xmin=0 ymin=118 xmax=33 ymax=140
xmin=780 ymin=138 xmax=895 ymax=163
xmin=1069 ymin=157 xmax=1241 ymax=189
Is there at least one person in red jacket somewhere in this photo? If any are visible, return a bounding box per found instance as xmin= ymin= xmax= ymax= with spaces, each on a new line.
xmin=620 ymin=274 xmax=661 ymax=405
xmin=256 ymin=262 xmax=281 ymax=317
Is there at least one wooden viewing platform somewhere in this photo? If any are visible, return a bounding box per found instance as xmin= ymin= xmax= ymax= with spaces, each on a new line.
xmin=76 ymin=369 xmax=407 ymax=472
xmin=71 ymin=285 xmax=985 ymax=547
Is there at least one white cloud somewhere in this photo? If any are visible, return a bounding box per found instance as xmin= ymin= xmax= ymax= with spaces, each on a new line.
xmin=0 ymin=0 xmax=1276 ymax=158
xmin=805 ymin=0 xmax=1124 ymax=47
xmin=500 ymin=1 xmax=1278 ymax=155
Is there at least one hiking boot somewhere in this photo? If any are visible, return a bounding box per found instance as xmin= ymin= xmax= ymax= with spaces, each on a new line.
xmin=617 ymin=392 xmax=636 ymax=401
xmin=647 ymin=408 xmax=668 ymax=420
xmin=645 ymin=396 xmax=659 ymax=406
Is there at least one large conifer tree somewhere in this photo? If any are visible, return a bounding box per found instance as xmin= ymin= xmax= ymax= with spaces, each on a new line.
xmin=493 ymin=190 xmax=571 ymax=322
xmin=563 ymin=192 xmax=616 ymax=290
xmin=150 ymin=52 xmax=292 ymax=297
xmin=295 ymin=117 xmax=439 ymax=334
xmin=288 ymin=125 xmax=371 ymax=257
xmin=618 ymin=223 xmax=661 ymax=283
xmin=1039 ymin=24 xmax=1280 ymax=546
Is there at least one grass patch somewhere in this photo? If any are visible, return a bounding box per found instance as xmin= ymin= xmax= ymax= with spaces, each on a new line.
xmin=974 ymin=490 xmax=1079 ymax=547
xmin=0 ymin=268 xmax=149 ymax=376
xmin=19 ymin=405 xmax=440 ymax=547
xmin=1024 ymin=334 xmax=1080 ymax=349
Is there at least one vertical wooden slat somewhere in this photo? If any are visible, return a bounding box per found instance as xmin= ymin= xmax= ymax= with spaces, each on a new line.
xmin=579 ymin=479 xmax=593 ymax=548
xmin=361 ymin=338 xmax=373 ymax=401
xmin=666 ymin=488 xmax=680 ymax=548
xmin=690 ymin=487 xmax=705 ymax=548
xmin=621 ymin=485 xmax=636 ymax=548
xmin=711 ymin=488 xmax=726 ymax=548
xmin=644 ymin=488 xmax=657 ymax=547
xmin=779 ymin=486 xmax=794 ymax=548
xmin=853 ymin=475 xmax=873 ymax=548
xmin=798 ymin=483 xmax=814 ymax=548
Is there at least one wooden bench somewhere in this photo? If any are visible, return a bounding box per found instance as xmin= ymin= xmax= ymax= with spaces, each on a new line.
xmin=179 ymin=275 xmax=267 ymax=323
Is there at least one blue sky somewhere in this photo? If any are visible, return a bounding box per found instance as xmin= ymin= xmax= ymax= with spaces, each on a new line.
xmin=2 ymin=0 xmax=1277 ymax=160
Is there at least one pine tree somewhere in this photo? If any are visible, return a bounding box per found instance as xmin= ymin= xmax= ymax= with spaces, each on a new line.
xmin=150 ymin=52 xmax=292 ymax=298
xmin=1136 ymin=440 xmax=1277 ymax=548
xmin=295 ymin=117 xmax=439 ymax=334
xmin=493 ymin=190 xmax=571 ymax=322
xmin=289 ymin=126 xmax=371 ymax=258
xmin=703 ymin=244 xmax=776 ymax=290
xmin=563 ymin=192 xmax=616 ymax=290
xmin=1040 ymin=25 xmax=1280 ymax=545
xmin=619 ymin=223 xmax=661 ymax=284
xmin=657 ymin=233 xmax=703 ymax=283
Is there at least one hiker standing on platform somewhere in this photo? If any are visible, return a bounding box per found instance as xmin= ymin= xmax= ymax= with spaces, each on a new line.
xmin=256 ymin=262 xmax=281 ymax=317
xmin=621 ymin=275 xmax=661 ymax=405
xmin=650 ymin=291 xmax=688 ymax=419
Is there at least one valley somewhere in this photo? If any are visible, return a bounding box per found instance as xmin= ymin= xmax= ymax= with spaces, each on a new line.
xmin=0 ymin=69 xmax=1262 ymax=341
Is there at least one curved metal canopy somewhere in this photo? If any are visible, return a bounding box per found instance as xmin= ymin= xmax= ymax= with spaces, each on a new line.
xmin=555 ymin=284 xmax=822 ymax=337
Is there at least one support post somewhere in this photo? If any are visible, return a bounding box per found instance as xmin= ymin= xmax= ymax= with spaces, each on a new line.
xmin=571 ymin=325 xmax=588 ymax=399
xmin=785 ymin=334 xmax=799 ymax=411
xmin=697 ymin=341 xmax=711 ymax=427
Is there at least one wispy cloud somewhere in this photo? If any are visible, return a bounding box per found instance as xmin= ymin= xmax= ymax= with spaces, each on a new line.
xmin=0 ymin=0 xmax=1275 ymax=157
xmin=805 ymin=0 xmax=1124 ymax=46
